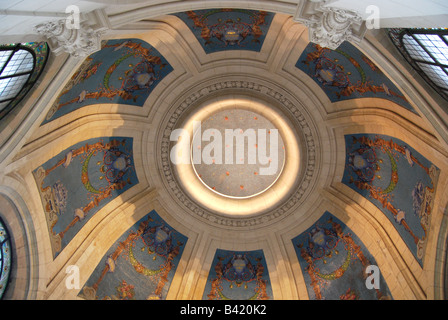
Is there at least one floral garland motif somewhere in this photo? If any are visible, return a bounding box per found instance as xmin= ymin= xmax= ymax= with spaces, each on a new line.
xmin=296 ymin=216 xmax=389 ymax=300
xmin=33 ymin=138 xmax=135 ymax=257
xmin=44 ymin=39 xmax=171 ymax=123
xmin=80 ymin=215 xmax=185 ymax=300
xmin=206 ymin=252 xmax=270 ymax=300
xmin=345 ymin=135 xmax=439 ymax=262
xmin=179 ymin=9 xmax=271 ymax=52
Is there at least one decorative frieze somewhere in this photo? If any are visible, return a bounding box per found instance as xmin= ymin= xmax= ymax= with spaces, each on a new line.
xmin=159 ymin=80 xmax=320 ymax=229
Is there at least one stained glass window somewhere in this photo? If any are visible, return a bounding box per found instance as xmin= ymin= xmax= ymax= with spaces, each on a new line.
xmin=0 ymin=42 xmax=49 ymax=121
xmin=388 ymin=28 xmax=448 ymax=102
xmin=0 ymin=217 xmax=11 ymax=299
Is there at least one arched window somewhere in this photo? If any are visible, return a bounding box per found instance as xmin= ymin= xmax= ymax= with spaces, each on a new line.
xmin=0 ymin=217 xmax=11 ymax=299
xmin=389 ymin=28 xmax=448 ymax=102
xmin=0 ymin=42 xmax=49 ymax=121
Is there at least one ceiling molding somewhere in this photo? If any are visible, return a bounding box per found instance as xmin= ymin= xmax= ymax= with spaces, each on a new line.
xmin=157 ymin=78 xmax=322 ymax=229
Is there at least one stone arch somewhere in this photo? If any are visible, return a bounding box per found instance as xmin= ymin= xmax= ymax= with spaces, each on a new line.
xmin=0 ymin=187 xmax=39 ymax=299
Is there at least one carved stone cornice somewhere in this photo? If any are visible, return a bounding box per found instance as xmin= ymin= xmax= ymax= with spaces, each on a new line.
xmin=158 ymin=79 xmax=320 ymax=229
xmin=294 ymin=0 xmax=366 ymax=49
xmin=34 ymin=9 xmax=110 ymax=58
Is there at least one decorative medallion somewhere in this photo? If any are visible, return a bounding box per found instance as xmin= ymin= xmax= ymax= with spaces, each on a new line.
xmin=158 ymin=79 xmax=320 ymax=228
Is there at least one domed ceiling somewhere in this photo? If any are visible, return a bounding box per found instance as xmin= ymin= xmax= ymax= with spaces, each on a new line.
xmin=3 ymin=7 xmax=448 ymax=301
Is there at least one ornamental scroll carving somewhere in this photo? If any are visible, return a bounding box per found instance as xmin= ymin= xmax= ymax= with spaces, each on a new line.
xmin=294 ymin=0 xmax=366 ymax=50
xmin=34 ymin=9 xmax=110 ymax=58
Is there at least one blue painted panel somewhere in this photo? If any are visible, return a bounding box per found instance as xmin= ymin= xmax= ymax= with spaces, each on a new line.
xmin=33 ymin=137 xmax=138 ymax=259
xmin=79 ymin=210 xmax=188 ymax=300
xmin=342 ymin=134 xmax=440 ymax=266
xmin=42 ymin=38 xmax=173 ymax=125
xmin=173 ymin=9 xmax=274 ymax=54
xmin=292 ymin=211 xmax=393 ymax=300
xmin=203 ymin=249 xmax=273 ymax=300
xmin=296 ymin=42 xmax=416 ymax=112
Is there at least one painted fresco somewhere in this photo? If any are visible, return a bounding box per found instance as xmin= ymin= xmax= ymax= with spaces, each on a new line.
xmin=79 ymin=210 xmax=188 ymax=300
xmin=292 ymin=211 xmax=392 ymax=300
xmin=296 ymin=42 xmax=415 ymax=112
xmin=342 ymin=134 xmax=439 ymax=266
xmin=42 ymin=38 xmax=173 ymax=125
xmin=173 ymin=9 xmax=274 ymax=53
xmin=33 ymin=137 xmax=138 ymax=259
xmin=203 ymin=249 xmax=273 ymax=300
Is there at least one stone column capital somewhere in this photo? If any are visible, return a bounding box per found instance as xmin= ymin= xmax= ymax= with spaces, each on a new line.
xmin=34 ymin=9 xmax=110 ymax=58
xmin=294 ymin=0 xmax=367 ymax=49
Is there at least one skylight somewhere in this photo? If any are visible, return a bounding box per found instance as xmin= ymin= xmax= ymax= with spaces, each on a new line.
xmin=389 ymin=28 xmax=448 ymax=102
xmin=0 ymin=42 xmax=49 ymax=121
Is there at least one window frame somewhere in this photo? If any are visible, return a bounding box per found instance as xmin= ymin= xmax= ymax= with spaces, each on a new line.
xmin=0 ymin=43 xmax=49 ymax=121
xmin=389 ymin=28 xmax=448 ymax=102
